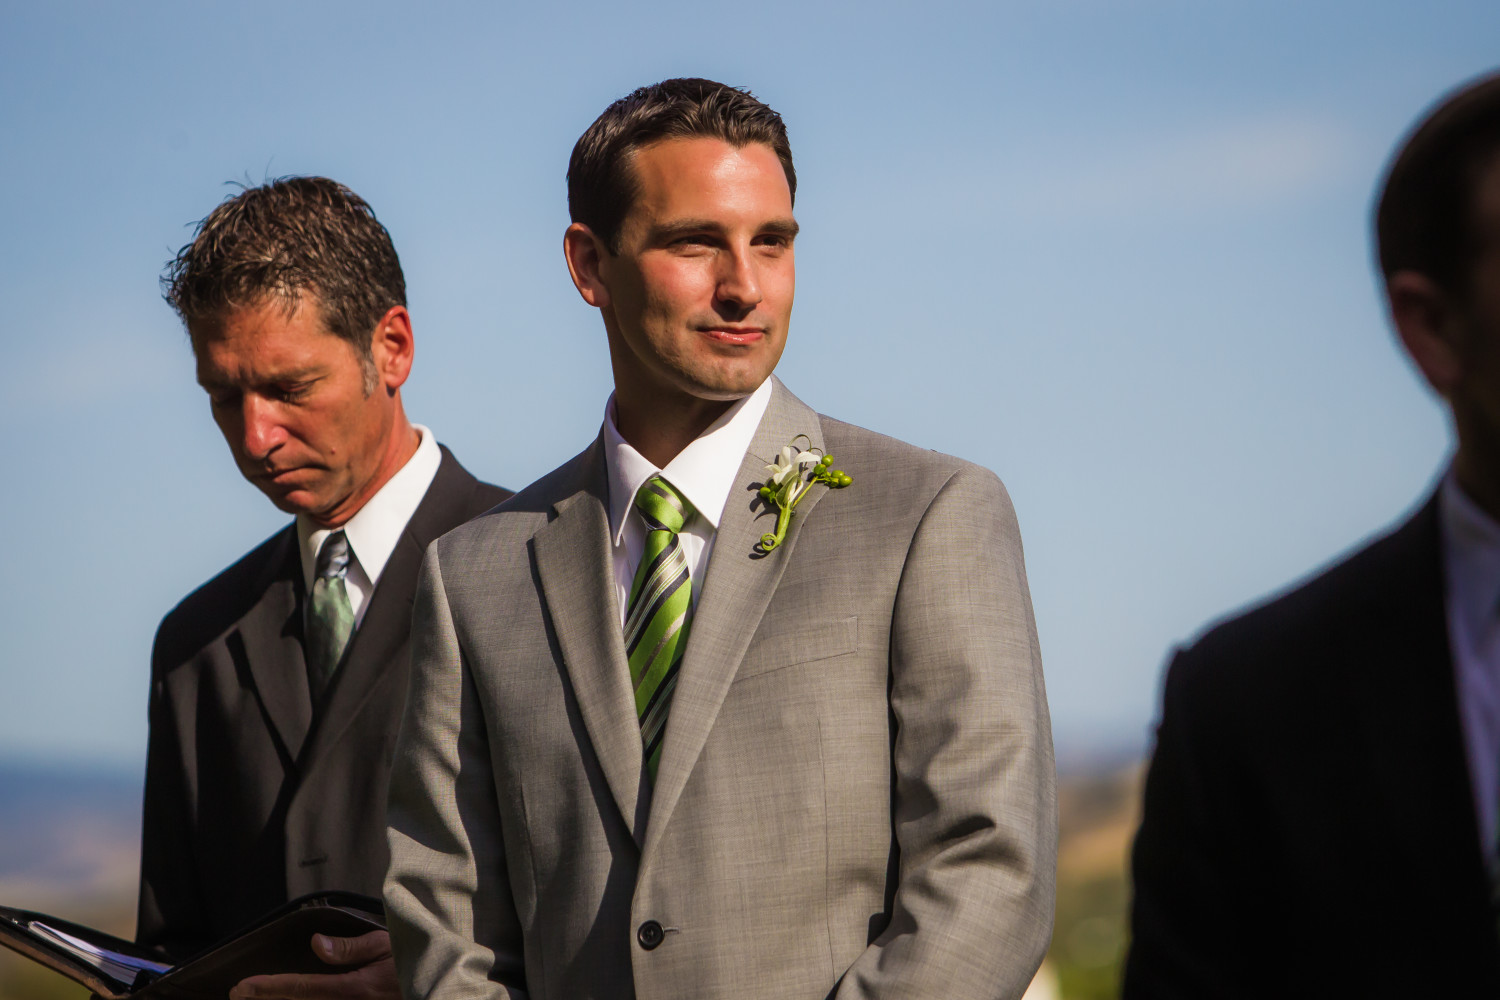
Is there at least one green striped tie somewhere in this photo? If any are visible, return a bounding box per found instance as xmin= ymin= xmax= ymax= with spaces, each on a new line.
xmin=625 ymin=477 xmax=695 ymax=781
xmin=306 ymin=530 xmax=355 ymax=703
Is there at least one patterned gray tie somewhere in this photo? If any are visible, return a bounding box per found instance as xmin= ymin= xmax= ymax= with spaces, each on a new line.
xmin=306 ymin=530 xmax=354 ymax=702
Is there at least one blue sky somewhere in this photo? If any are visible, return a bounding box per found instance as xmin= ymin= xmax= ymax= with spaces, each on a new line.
xmin=2 ymin=0 xmax=1498 ymax=766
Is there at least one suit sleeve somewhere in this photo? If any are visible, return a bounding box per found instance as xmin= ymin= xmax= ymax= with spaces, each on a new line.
xmin=136 ymin=625 xmax=208 ymax=959
xmin=835 ymin=465 xmax=1057 ymax=999
xmin=1122 ymin=650 xmax=1260 ymax=1000
xmin=385 ymin=545 xmax=529 ymax=1000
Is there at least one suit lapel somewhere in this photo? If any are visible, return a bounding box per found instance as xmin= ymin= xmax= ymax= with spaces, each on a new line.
xmin=298 ymin=450 xmax=488 ymax=771
xmin=645 ymin=380 xmax=829 ymax=852
xmin=1349 ymin=497 xmax=1499 ymax=941
xmin=297 ymin=529 xmax=421 ymax=768
xmin=533 ymin=441 xmax=650 ymax=844
xmin=236 ymin=529 xmax=314 ymax=763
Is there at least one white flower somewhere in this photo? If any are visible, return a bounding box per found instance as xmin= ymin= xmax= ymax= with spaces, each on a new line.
xmin=756 ymin=435 xmax=853 ymax=553
xmin=764 ymin=445 xmax=820 ymax=488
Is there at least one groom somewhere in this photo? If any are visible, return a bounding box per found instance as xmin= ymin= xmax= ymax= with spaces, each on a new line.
xmin=384 ymin=78 xmax=1056 ymax=999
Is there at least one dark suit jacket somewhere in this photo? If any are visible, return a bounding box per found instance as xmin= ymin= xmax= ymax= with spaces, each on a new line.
xmin=1125 ymin=496 xmax=1500 ymax=997
xmin=137 ymin=447 xmax=510 ymax=958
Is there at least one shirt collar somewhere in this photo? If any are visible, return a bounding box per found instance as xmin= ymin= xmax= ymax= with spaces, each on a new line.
xmin=1439 ymin=468 xmax=1500 ymax=642
xmin=297 ymin=424 xmax=443 ymax=591
xmin=603 ymin=379 xmax=774 ymax=545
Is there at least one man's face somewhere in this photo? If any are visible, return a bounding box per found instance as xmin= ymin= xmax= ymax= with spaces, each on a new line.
xmin=594 ymin=137 xmax=797 ymax=405
xmin=193 ymin=296 xmax=397 ymax=525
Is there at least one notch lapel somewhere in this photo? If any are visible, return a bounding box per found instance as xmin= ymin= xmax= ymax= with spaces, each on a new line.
xmin=295 ymin=449 xmax=499 ymax=771
xmin=645 ymin=380 xmax=829 ymax=852
xmin=533 ymin=445 xmax=650 ymax=845
xmin=297 ymin=528 xmax=422 ymax=770
xmin=1349 ymin=500 xmax=1497 ymax=926
xmin=236 ymin=531 xmax=313 ymax=764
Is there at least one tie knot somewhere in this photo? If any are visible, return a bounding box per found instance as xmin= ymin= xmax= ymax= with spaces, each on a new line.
xmin=316 ymin=531 xmax=352 ymax=581
xmin=635 ymin=477 xmax=691 ymax=535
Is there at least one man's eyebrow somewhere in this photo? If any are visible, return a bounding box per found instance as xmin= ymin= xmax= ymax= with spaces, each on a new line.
xmin=648 ymin=218 xmax=727 ymax=241
xmin=196 ymin=367 xmax=322 ymax=390
xmin=647 ymin=217 xmax=801 ymax=241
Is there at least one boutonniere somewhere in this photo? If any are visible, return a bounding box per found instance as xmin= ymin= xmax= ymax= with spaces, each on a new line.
xmin=756 ymin=434 xmax=852 ymax=552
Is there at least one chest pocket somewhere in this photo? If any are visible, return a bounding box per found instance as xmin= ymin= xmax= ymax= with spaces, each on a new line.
xmin=734 ymin=615 xmax=858 ymax=682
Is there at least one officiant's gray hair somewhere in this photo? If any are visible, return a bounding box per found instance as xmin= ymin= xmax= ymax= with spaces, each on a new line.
xmin=163 ymin=176 xmax=406 ymax=383
xmin=568 ymin=77 xmax=796 ymax=252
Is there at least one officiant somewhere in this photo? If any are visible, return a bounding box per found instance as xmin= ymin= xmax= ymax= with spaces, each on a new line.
xmin=138 ymin=177 xmax=510 ymax=998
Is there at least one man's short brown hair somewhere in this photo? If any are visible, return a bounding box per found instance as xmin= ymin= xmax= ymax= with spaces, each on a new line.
xmin=1376 ymin=71 xmax=1500 ymax=296
xmin=163 ymin=176 xmax=406 ymax=373
xmin=567 ymin=78 xmax=796 ymax=252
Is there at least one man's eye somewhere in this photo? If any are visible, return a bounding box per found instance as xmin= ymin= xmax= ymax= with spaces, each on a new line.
xmin=274 ymin=384 xmax=312 ymax=402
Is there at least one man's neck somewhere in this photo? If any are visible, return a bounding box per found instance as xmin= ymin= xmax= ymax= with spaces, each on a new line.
xmin=1455 ymin=447 xmax=1500 ymax=526
xmin=613 ymin=393 xmax=734 ymax=469
xmin=314 ymin=411 xmax=421 ymax=529
xmin=1454 ymin=404 xmax=1500 ymax=524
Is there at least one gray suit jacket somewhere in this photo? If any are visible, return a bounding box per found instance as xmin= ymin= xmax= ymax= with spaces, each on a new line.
xmin=385 ymin=382 xmax=1055 ymax=999
xmin=139 ymin=448 xmax=510 ymax=957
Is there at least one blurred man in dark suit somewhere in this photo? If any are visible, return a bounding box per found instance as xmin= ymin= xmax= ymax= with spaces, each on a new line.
xmin=139 ymin=177 xmax=510 ymax=999
xmin=1126 ymin=72 xmax=1500 ymax=997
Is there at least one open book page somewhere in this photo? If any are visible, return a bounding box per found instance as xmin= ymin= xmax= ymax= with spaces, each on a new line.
xmin=29 ymin=920 xmax=172 ymax=986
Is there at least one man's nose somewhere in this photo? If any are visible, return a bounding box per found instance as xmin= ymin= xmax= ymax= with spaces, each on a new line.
xmin=239 ymin=396 xmax=287 ymax=460
xmin=715 ymin=248 xmax=764 ymax=315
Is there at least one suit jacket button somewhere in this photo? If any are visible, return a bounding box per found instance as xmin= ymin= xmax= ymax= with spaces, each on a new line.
xmin=637 ymin=920 xmax=664 ymax=950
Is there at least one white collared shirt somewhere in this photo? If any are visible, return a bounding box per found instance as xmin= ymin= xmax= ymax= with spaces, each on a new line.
xmin=296 ymin=424 xmax=442 ymax=627
xmin=603 ymin=380 xmax=774 ymax=626
xmin=1440 ymin=470 xmax=1500 ymax=861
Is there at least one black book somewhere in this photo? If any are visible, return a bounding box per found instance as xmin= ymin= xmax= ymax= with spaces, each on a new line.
xmin=0 ymin=891 xmax=384 ymax=999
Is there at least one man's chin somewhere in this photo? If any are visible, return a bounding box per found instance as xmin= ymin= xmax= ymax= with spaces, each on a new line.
xmin=679 ymin=363 xmax=777 ymax=401
xmin=254 ymin=482 xmax=329 ymax=520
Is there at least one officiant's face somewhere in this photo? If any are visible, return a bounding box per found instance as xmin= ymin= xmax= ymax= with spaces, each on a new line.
xmin=596 ymin=136 xmax=797 ymax=404
xmin=193 ymin=295 xmax=403 ymax=524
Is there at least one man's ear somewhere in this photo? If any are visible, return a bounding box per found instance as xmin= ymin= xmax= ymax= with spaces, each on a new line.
xmin=564 ymin=223 xmax=612 ymax=309
xmin=369 ymin=305 xmax=415 ymax=394
xmin=1388 ymin=270 xmax=1464 ymax=396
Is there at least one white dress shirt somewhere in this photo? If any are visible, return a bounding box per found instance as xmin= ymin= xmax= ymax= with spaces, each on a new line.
xmin=1440 ymin=470 xmax=1500 ymax=861
xmin=603 ymin=380 xmax=774 ymax=626
xmin=296 ymin=424 xmax=442 ymax=628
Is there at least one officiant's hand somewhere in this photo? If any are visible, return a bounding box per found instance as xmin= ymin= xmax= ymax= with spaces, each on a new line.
xmin=228 ymin=929 xmax=398 ymax=999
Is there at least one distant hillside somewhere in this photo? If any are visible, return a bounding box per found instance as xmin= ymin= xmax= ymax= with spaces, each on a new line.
xmin=0 ymin=761 xmax=141 ymax=1000
xmin=1045 ymin=761 xmax=1142 ymax=1000
xmin=0 ymin=762 xmax=141 ymax=896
